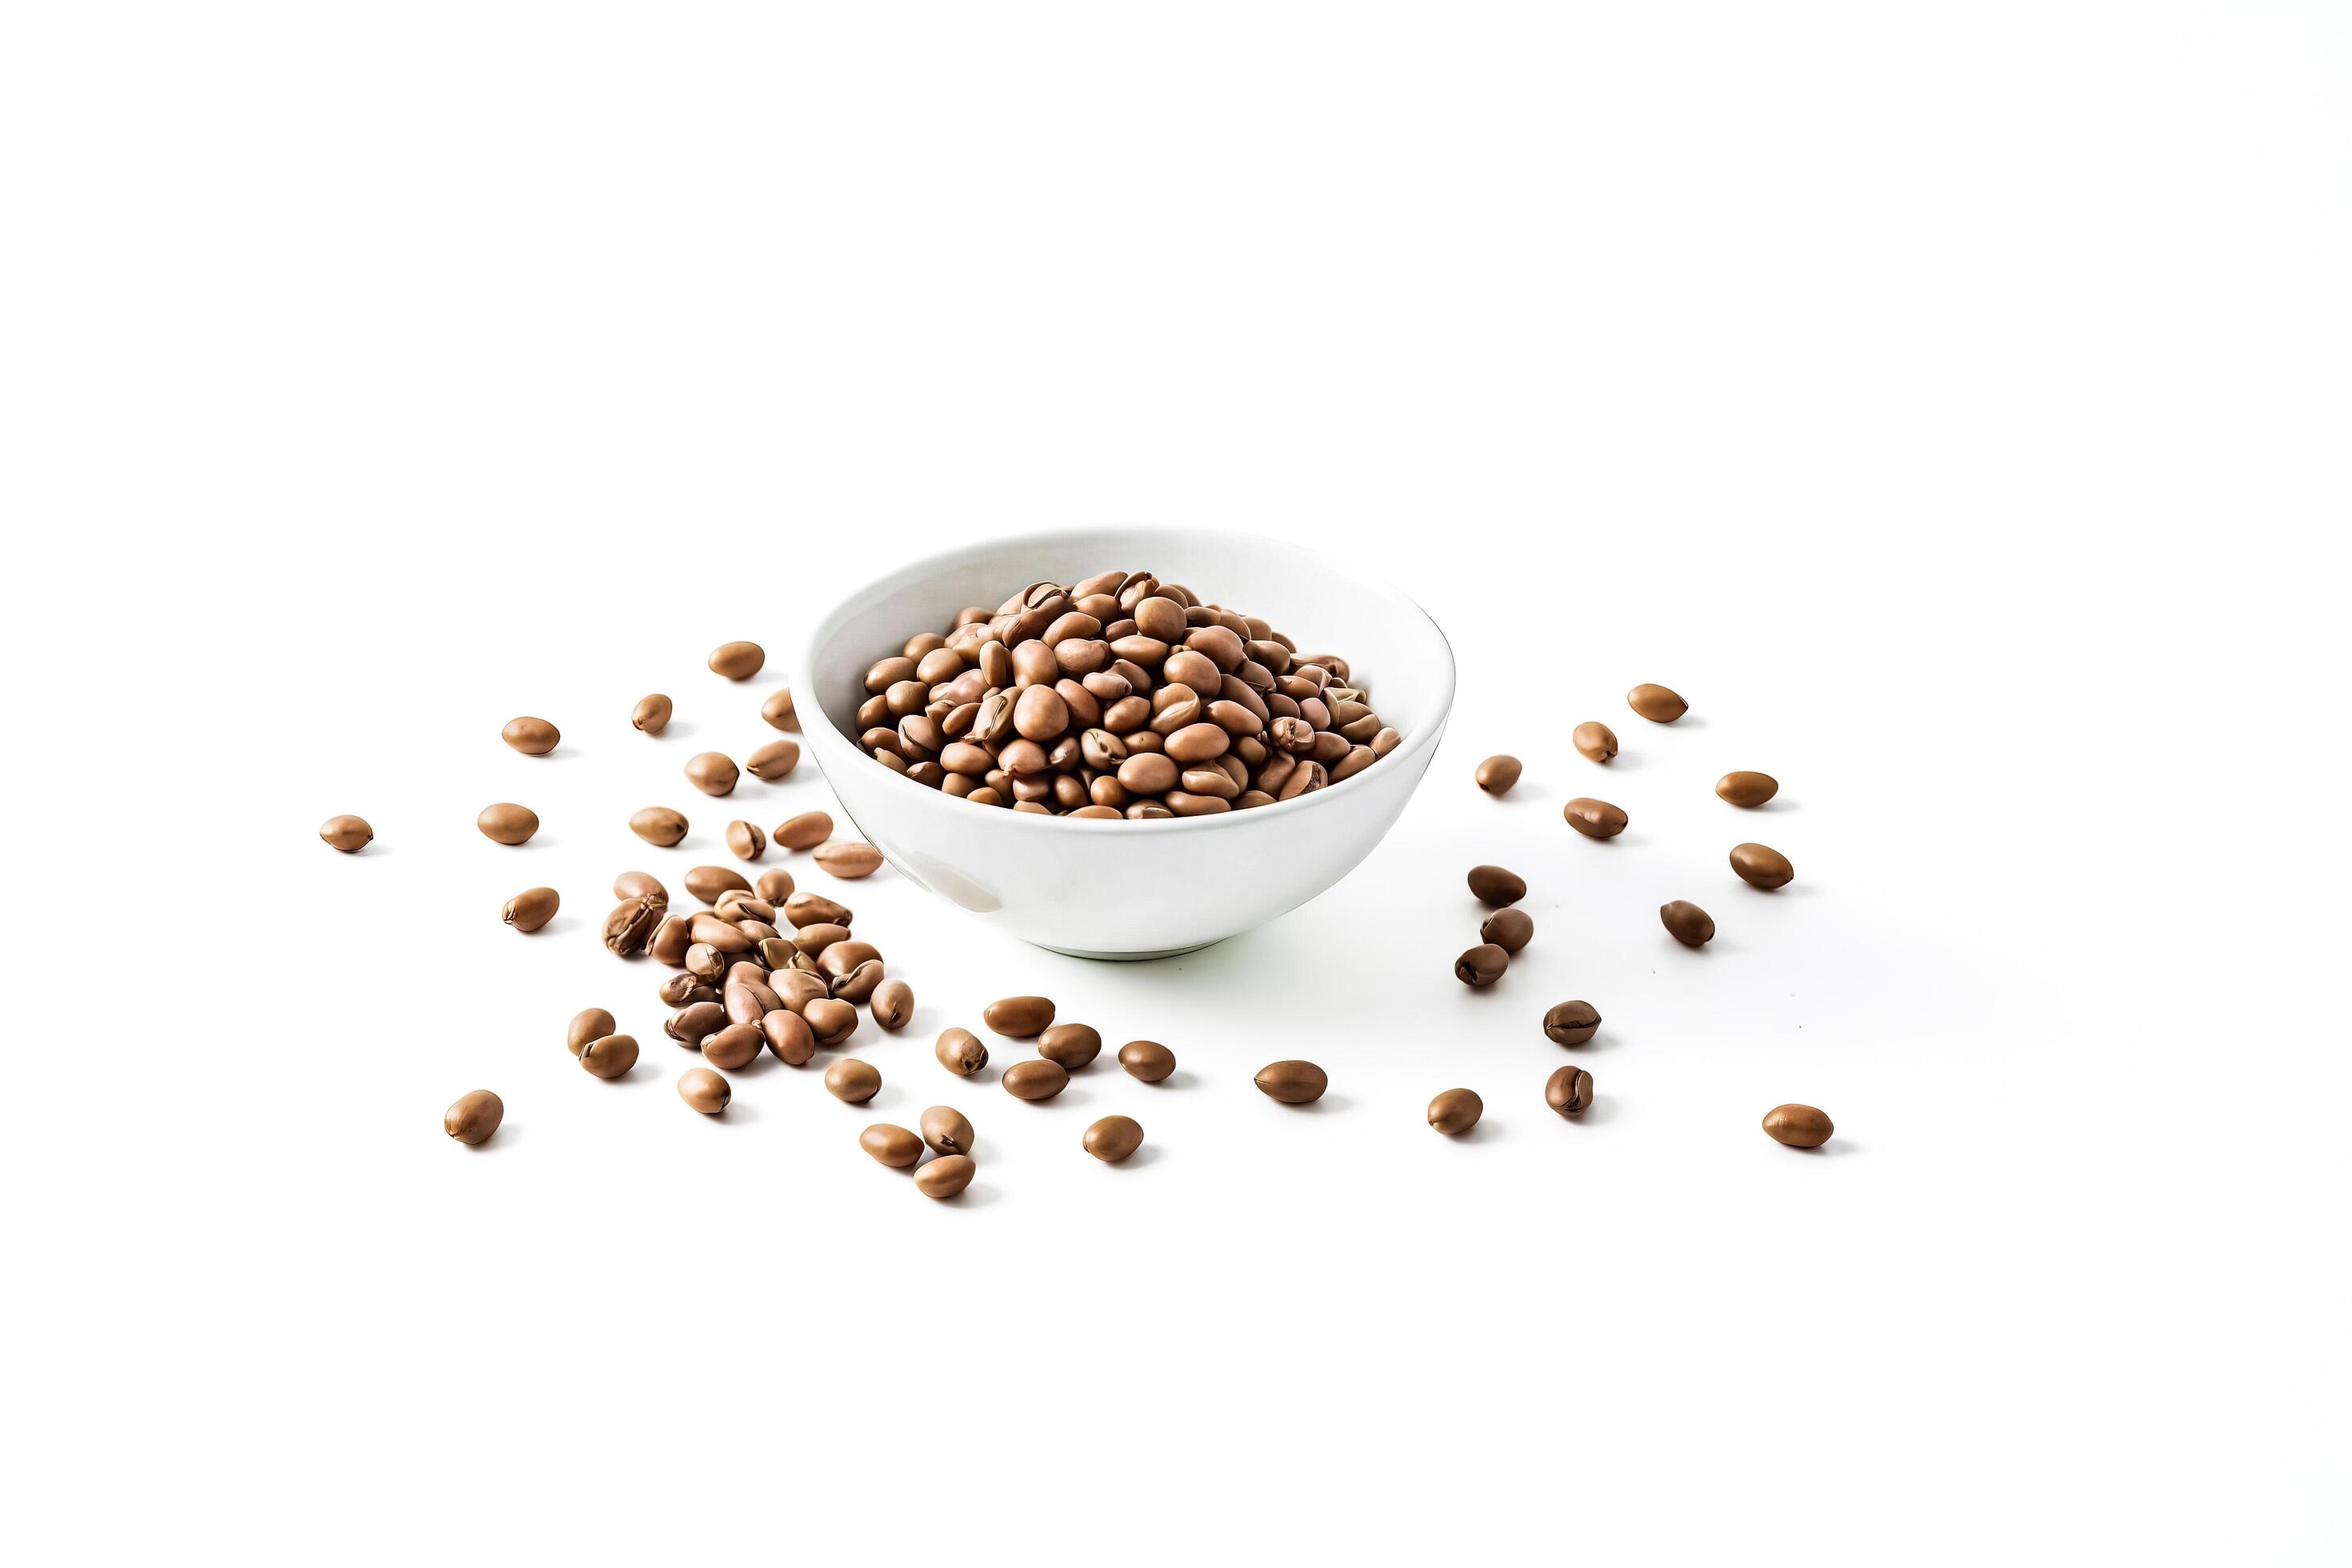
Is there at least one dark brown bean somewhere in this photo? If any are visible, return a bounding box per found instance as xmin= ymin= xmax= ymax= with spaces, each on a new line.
xmin=1545 ymin=1066 xmax=1594 ymax=1116
xmin=1626 ymin=683 xmax=1686 ymax=723
xmin=678 ymin=1068 xmax=730 ymax=1113
xmin=1479 ymin=907 xmax=1533 ymax=954
xmin=630 ymin=806 xmax=688 ymax=846
xmin=1572 ymin=722 xmax=1618 ymax=763
xmin=1118 ymin=1040 xmax=1176 ymax=1082
xmin=936 ymin=1027 xmax=989 ymax=1076
xmin=862 ymin=1124 xmax=924 ymax=1167
xmin=1562 ymin=798 xmax=1628 ymax=839
xmin=1474 ymin=755 xmax=1521 ymax=794
xmin=784 ymin=891 xmax=852 ymax=928
xmin=1427 ymin=1088 xmax=1482 ymax=1135
xmin=1083 ymin=1115 xmax=1143 ymax=1162
xmin=983 ymin=995 xmax=1055 ymax=1037
xmin=1717 ymin=771 xmax=1778 ymax=807
xmin=1543 ymin=1000 xmax=1601 ymax=1046
xmin=502 ymin=716 xmax=559 ymax=755
xmin=1038 ymin=1023 xmax=1102 ymax=1070
xmin=1762 ymin=1104 xmax=1834 ymax=1148
xmin=1455 ymin=943 xmax=1509 ymax=987
xmin=477 ymin=802 xmax=539 ymax=845
xmin=1254 ymin=1060 xmax=1328 ymax=1104
xmin=667 ymin=999 xmax=727 ymax=1046
xmin=502 ymin=886 xmax=560 ymax=933
xmin=1468 ymin=865 xmax=1526 ymax=906
xmin=319 ymin=814 xmax=374 ymax=852
xmin=1002 ymin=1058 xmax=1070 ymax=1101
xmin=443 ymin=1090 xmax=504 ymax=1144
xmin=915 ymin=1154 xmax=976 ymax=1198
xmin=1730 ymin=842 xmax=1794 ymax=890
xmin=1661 ymin=900 xmax=1714 ymax=946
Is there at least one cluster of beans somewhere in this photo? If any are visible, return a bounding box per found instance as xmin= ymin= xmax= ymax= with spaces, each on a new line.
xmin=854 ymin=570 xmax=1399 ymax=818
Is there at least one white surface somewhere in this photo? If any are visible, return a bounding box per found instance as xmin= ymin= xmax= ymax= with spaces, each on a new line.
xmin=5 ymin=3 xmax=2348 ymax=1562
xmin=794 ymin=527 xmax=1454 ymax=954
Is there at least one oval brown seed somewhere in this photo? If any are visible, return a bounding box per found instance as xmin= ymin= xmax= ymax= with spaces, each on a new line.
xmin=785 ymin=891 xmax=852 ymax=928
xmin=803 ymin=997 xmax=858 ymax=1049
xmin=1455 ymin=943 xmax=1509 ymax=987
xmin=579 ymin=1034 xmax=639 ymax=1079
xmin=920 ymin=1106 xmax=975 ymax=1156
xmin=567 ymin=1008 xmax=618 ymax=1055
xmin=319 ymin=814 xmax=374 ymax=852
xmin=1661 ymin=900 xmax=1714 ymax=946
xmin=723 ymin=820 xmax=766 ymax=861
xmin=983 ymin=995 xmax=1055 ymax=1038
xmin=1627 ymin=683 xmax=1687 ymax=723
xmin=502 ymin=716 xmax=560 ymax=755
xmin=762 ymin=1009 xmax=816 ymax=1066
xmin=1038 ymin=1022 xmax=1102 ymax=1071
xmin=761 ymin=687 xmax=798 ymax=730
xmin=861 ymin=1124 xmax=924 ymax=1168
xmin=502 ymin=886 xmax=560 ymax=933
xmin=678 ymin=1068 xmax=730 ymax=1113
xmin=824 ymin=1058 xmax=881 ymax=1103
xmin=1002 ymin=1058 xmax=1070 ymax=1101
xmin=863 ymin=978 xmax=911 ymax=1032
xmin=1730 ymin=842 xmax=1794 ymax=890
xmin=606 ymin=896 xmax=663 ymax=955
xmin=708 ymin=641 xmax=766 ymax=680
xmin=1254 ymin=1060 xmax=1328 ymax=1105
xmin=632 ymin=694 xmax=672 ymax=734
xmin=745 ymin=740 xmax=801 ymax=782
xmin=667 ymin=999 xmax=727 ymax=1045
xmin=702 ymin=1022 xmax=763 ymax=1070
xmin=613 ymin=870 xmax=668 ymax=905
xmin=1118 ymin=1040 xmax=1176 ymax=1082
xmin=630 ymin=806 xmax=688 ymax=846
xmin=1762 ymin=1103 xmax=1835 ymax=1149
xmin=817 ymin=939 xmax=881 ymax=979
xmin=754 ymin=866 xmax=796 ymax=902
xmin=917 ymin=1031 xmax=981 ymax=1082
xmin=1717 ymin=770 xmax=1778 ymax=807
xmin=814 ymin=840 xmax=882 ymax=879
xmin=477 ymin=802 xmax=539 ymax=845
xmin=1474 ymin=755 xmax=1521 ymax=794
xmin=1545 ymin=1066 xmax=1594 ymax=1117
xmin=915 ymin=1154 xmax=976 ymax=1198
xmin=443 ymin=1090 xmax=504 ymax=1145
xmin=1572 ymin=722 xmax=1618 ymax=763
xmin=774 ymin=810 xmax=832 ymax=850
xmin=683 ymin=865 xmax=751 ymax=905
xmin=1543 ymin=1000 xmax=1602 ymax=1046
xmin=684 ymin=752 xmax=738 ymax=796
xmin=1562 ymin=798 xmax=1628 ymax=839
xmin=1468 ymin=864 xmax=1526 ymax=906
xmin=1083 ymin=1114 xmax=1143 ymax=1162
xmin=1480 ymin=907 xmax=1534 ymax=954
xmin=1428 ymin=1088 xmax=1483 ymax=1135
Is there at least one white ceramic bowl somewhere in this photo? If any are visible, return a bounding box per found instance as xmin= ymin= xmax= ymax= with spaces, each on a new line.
xmin=791 ymin=528 xmax=1454 ymax=958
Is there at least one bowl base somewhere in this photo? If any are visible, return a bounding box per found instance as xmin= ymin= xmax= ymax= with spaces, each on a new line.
xmin=1034 ymin=938 xmax=1225 ymax=962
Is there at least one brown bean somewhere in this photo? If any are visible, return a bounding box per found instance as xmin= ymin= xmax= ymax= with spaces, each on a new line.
xmin=761 ymin=687 xmax=798 ymax=730
xmin=678 ymin=1068 xmax=730 ymax=1113
xmin=1468 ymin=865 xmax=1526 ymax=906
xmin=1562 ymin=798 xmax=1628 ymax=839
xmin=1626 ymin=683 xmax=1686 ymax=723
xmin=685 ymin=753 xmax=739 ymax=796
xmin=709 ymin=641 xmax=766 ymax=679
xmin=1480 ymin=907 xmax=1533 ymax=954
xmin=746 ymin=740 xmax=801 ymax=781
xmin=602 ymin=896 xmax=663 ymax=956
xmin=632 ymin=694 xmax=672 ymax=734
xmin=614 ymin=871 xmax=669 ymax=905
xmin=443 ymin=1090 xmax=504 ymax=1144
xmin=579 ymin=1034 xmax=639 ymax=1079
xmin=783 ymin=890 xmax=853 ymax=928
xmin=762 ymin=1010 xmax=816 ymax=1066
xmin=919 ymin=1106 xmax=975 ymax=1156
xmin=935 ymin=1027 xmax=989 ymax=1076
xmin=1572 ymin=722 xmax=1618 ymax=763
xmin=319 ymin=814 xmax=374 ymax=852
xmin=702 ymin=1022 xmax=763 ymax=1070
xmin=725 ymin=820 xmax=766 ymax=861
xmin=1002 ymin=1058 xmax=1070 ymax=1101
xmin=1661 ymin=900 xmax=1714 ymax=946
xmin=1083 ymin=1114 xmax=1143 ymax=1162
xmin=1455 ymin=943 xmax=1509 ymax=987
xmin=870 ymin=979 xmax=914 ymax=1032
xmin=814 ymin=840 xmax=882 ymax=879
xmin=666 ymin=1000 xmax=727 ymax=1046
xmin=1545 ymin=1066 xmax=1594 ymax=1116
xmin=915 ymin=1154 xmax=976 ymax=1198
xmin=502 ymin=716 xmax=559 ymax=755
xmin=1542 ymin=1001 xmax=1601 ymax=1046
xmin=1254 ymin=1060 xmax=1328 ymax=1104
xmin=630 ymin=806 xmax=688 ymax=846
xmin=1474 ymin=755 xmax=1521 ymax=794
xmin=567 ymin=1008 xmax=618 ymax=1055
xmin=1762 ymin=1104 xmax=1834 ymax=1148
xmin=502 ymin=886 xmax=560 ymax=933
xmin=1038 ymin=1022 xmax=1102 ymax=1071
xmin=1717 ymin=771 xmax=1778 ymax=807
xmin=1115 ymin=1040 xmax=1175 ymax=1083
xmin=824 ymin=1058 xmax=882 ymax=1103
xmin=774 ymin=810 xmax=832 ymax=850
xmin=1730 ymin=842 xmax=1794 ymax=890
xmin=861 ymin=1124 xmax=925 ymax=1168
xmin=681 ymin=866 xmax=749 ymax=905
xmin=477 ymin=802 xmax=539 ymax=845
xmin=804 ymin=998 xmax=858 ymax=1049
xmin=983 ymin=995 xmax=1055 ymax=1037
xmin=650 ymin=915 xmax=694 ymax=966
xmin=1428 ymin=1088 xmax=1482 ymax=1135
xmin=754 ymin=866 xmax=796 ymax=902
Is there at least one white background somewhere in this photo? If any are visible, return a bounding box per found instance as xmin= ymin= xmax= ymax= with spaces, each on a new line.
xmin=4 ymin=2 xmax=2346 ymax=1562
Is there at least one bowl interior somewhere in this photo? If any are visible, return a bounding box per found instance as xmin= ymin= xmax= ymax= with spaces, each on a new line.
xmin=802 ymin=529 xmax=1454 ymax=793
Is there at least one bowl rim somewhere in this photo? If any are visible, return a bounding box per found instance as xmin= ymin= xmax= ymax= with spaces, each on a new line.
xmin=793 ymin=526 xmax=1457 ymax=833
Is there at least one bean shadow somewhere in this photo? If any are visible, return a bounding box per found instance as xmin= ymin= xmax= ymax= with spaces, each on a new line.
xmin=1105 ymin=1143 xmax=1163 ymax=1170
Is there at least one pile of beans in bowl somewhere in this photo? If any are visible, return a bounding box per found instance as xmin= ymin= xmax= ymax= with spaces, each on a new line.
xmin=853 ymin=570 xmax=1398 ymax=818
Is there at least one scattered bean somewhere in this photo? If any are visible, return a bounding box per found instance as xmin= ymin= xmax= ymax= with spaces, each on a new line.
xmin=318 ymin=814 xmax=373 ymax=852
xmin=567 ymin=1008 xmax=617 ymax=1055
xmin=1661 ymin=900 xmax=1714 ymax=946
xmin=915 ymin=1154 xmax=976 ymax=1198
xmin=1572 ymin=722 xmax=1618 ymax=763
xmin=1468 ymin=864 xmax=1526 ymax=906
xmin=1428 ymin=1089 xmax=1482 ymax=1135
xmin=1730 ymin=842 xmax=1794 ymax=890
xmin=502 ymin=717 xmax=559 ymax=755
xmin=1083 ymin=1115 xmax=1143 ymax=1162
xmin=578 ymin=1034 xmax=638 ymax=1079
xmin=709 ymin=641 xmax=765 ymax=680
xmin=1002 ymin=1058 xmax=1070 ymax=1101
xmin=824 ymin=1058 xmax=882 ymax=1103
xmin=775 ymin=810 xmax=832 ymax=850
xmin=477 ymin=802 xmax=539 ymax=845
xmin=1762 ymin=1104 xmax=1834 ymax=1148
xmin=678 ymin=1068 xmax=730 ymax=1113
xmin=1455 ymin=943 xmax=1509 ymax=987
xmin=1254 ymin=1060 xmax=1327 ymax=1104
xmin=761 ymin=687 xmax=798 ymax=730
xmin=1542 ymin=1000 xmax=1601 ymax=1046
xmin=1627 ymin=683 xmax=1686 ymax=722
xmin=502 ymin=886 xmax=559 ymax=933
xmin=936 ymin=1027 xmax=989 ymax=1076
xmin=632 ymin=694 xmax=671 ymax=734
xmin=862 ymin=1124 xmax=924 ymax=1167
xmin=984 ymin=995 xmax=1055 ymax=1037
xmin=444 ymin=1090 xmax=504 ymax=1144
xmin=685 ymin=865 xmax=752 ymax=904
xmin=746 ymin=740 xmax=801 ymax=781
xmin=920 ymin=1106 xmax=975 ymax=1155
xmin=1038 ymin=1023 xmax=1102 ymax=1071
xmin=1118 ymin=1040 xmax=1176 ymax=1082
xmin=726 ymin=820 xmax=766 ymax=861
xmin=630 ymin=806 xmax=689 ymax=846
xmin=1562 ymin=798 xmax=1628 ymax=839
xmin=1545 ymin=1066 xmax=1594 ymax=1116
xmin=685 ymin=752 xmax=738 ymax=796
xmin=1717 ymin=771 xmax=1778 ymax=807
xmin=814 ymin=840 xmax=882 ymax=878
xmin=1479 ymin=907 xmax=1533 ymax=954
xmin=1474 ymin=755 xmax=1522 ymax=794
